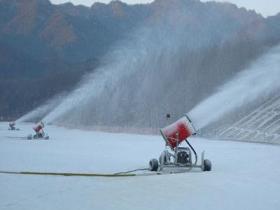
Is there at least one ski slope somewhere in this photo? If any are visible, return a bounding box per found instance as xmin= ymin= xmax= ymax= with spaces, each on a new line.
xmin=211 ymin=96 xmax=280 ymax=144
xmin=0 ymin=122 xmax=280 ymax=210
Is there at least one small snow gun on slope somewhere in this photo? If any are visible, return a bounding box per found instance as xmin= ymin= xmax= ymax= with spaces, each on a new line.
xmin=27 ymin=121 xmax=49 ymax=140
xmin=8 ymin=121 xmax=20 ymax=131
xmin=149 ymin=114 xmax=212 ymax=173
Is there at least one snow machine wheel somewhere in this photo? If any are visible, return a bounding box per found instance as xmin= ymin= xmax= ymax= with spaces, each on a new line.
xmin=149 ymin=159 xmax=159 ymax=171
xmin=203 ymin=159 xmax=212 ymax=171
xmin=27 ymin=135 xmax=32 ymax=140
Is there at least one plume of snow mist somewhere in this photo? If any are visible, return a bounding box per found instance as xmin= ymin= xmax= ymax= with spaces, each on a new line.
xmin=42 ymin=3 xmax=223 ymax=126
xmin=39 ymin=0 xmax=268 ymax=128
xmin=16 ymin=93 xmax=66 ymax=123
xmin=188 ymin=44 xmax=280 ymax=130
xmin=42 ymin=34 xmax=156 ymax=124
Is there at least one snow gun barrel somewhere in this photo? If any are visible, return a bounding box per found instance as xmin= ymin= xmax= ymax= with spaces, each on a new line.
xmin=160 ymin=114 xmax=196 ymax=149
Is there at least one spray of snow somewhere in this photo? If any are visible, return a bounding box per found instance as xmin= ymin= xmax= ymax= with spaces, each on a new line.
xmin=188 ymin=44 xmax=280 ymax=130
xmin=41 ymin=7 xmax=219 ymax=126
xmin=42 ymin=34 xmax=156 ymax=124
xmin=17 ymin=93 xmax=66 ymax=123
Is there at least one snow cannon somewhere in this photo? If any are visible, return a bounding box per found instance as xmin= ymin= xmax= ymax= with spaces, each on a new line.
xmin=8 ymin=121 xmax=19 ymax=130
xmin=27 ymin=121 xmax=49 ymax=140
xmin=160 ymin=115 xmax=196 ymax=150
xmin=149 ymin=114 xmax=212 ymax=173
xmin=33 ymin=121 xmax=44 ymax=133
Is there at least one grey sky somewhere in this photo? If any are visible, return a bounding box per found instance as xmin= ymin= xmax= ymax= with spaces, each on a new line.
xmin=50 ymin=0 xmax=280 ymax=17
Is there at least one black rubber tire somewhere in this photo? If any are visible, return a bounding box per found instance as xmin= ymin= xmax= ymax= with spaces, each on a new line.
xmin=149 ymin=159 xmax=159 ymax=171
xmin=203 ymin=159 xmax=212 ymax=171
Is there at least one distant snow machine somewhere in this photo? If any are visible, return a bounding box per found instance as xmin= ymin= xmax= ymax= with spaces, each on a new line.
xmin=27 ymin=121 xmax=49 ymax=140
xmin=8 ymin=121 xmax=20 ymax=131
xmin=149 ymin=115 xmax=212 ymax=173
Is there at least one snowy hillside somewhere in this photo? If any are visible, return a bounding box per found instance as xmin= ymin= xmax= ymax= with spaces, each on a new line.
xmin=210 ymin=96 xmax=280 ymax=144
xmin=1 ymin=122 xmax=280 ymax=210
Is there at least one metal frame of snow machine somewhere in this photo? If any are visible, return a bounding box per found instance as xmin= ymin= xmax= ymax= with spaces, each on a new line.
xmin=149 ymin=115 xmax=212 ymax=173
xmin=27 ymin=132 xmax=49 ymax=140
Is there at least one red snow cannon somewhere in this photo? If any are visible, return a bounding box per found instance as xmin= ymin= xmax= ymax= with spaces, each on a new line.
xmin=148 ymin=114 xmax=212 ymax=173
xmin=33 ymin=121 xmax=44 ymax=133
xmin=160 ymin=115 xmax=196 ymax=149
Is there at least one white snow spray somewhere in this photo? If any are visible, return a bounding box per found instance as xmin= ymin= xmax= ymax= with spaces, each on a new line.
xmin=17 ymin=93 xmax=66 ymax=123
xmin=40 ymin=4 xmax=220 ymax=126
xmin=42 ymin=31 xmax=160 ymax=124
xmin=188 ymin=44 xmax=280 ymax=130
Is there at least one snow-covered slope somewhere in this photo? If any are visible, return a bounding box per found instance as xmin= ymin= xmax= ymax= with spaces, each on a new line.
xmin=209 ymin=96 xmax=280 ymax=144
xmin=1 ymin=122 xmax=280 ymax=210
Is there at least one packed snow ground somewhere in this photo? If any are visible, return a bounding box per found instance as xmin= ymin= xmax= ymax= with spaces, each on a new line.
xmin=0 ymin=122 xmax=280 ymax=210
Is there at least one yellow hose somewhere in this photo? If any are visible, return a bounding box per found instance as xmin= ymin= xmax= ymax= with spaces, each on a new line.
xmin=0 ymin=170 xmax=136 ymax=177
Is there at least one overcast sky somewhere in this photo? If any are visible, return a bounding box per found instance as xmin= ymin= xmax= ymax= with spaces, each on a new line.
xmin=50 ymin=0 xmax=280 ymax=17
